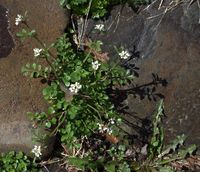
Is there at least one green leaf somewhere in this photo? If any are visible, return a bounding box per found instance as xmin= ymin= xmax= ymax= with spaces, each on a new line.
xmin=159 ymin=134 xmax=186 ymax=158
xmin=105 ymin=162 xmax=116 ymax=172
xmin=177 ymin=144 xmax=197 ymax=159
xmin=45 ymin=121 xmax=51 ymax=128
xmin=16 ymin=29 xmax=37 ymax=42
xmin=68 ymin=106 xmax=79 ymax=119
xmin=16 ymin=152 xmax=23 ymax=159
xmin=68 ymin=157 xmax=88 ymax=170
xmin=70 ymin=71 xmax=81 ymax=82
xmin=32 ymin=63 xmax=37 ymax=70
xmin=28 ymin=30 xmax=36 ymax=37
xmin=48 ymin=107 xmax=55 ymax=114
xmin=148 ymin=100 xmax=164 ymax=159
xmin=62 ymin=73 xmax=71 ymax=86
xmin=187 ymin=144 xmax=197 ymax=155
xmin=51 ymin=118 xmax=57 ymax=125
xmin=118 ymin=162 xmax=131 ymax=172
xmin=159 ymin=166 xmax=175 ymax=172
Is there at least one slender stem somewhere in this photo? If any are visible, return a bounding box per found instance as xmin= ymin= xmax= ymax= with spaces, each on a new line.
xmin=45 ymin=56 xmax=59 ymax=79
xmin=83 ymin=50 xmax=91 ymax=63
xmin=154 ymin=157 xmax=183 ymax=167
xmin=87 ymin=104 xmax=102 ymax=121
xmin=79 ymin=93 xmax=92 ymax=99
xmin=77 ymin=0 xmax=93 ymax=49
xmin=82 ymin=0 xmax=93 ymax=38
xmin=39 ymin=159 xmax=63 ymax=166
xmin=33 ymin=157 xmax=36 ymax=164
xmin=81 ymin=119 xmax=95 ymax=133
xmin=23 ymin=22 xmax=71 ymax=95
xmin=50 ymin=112 xmax=66 ymax=136
xmin=24 ymin=22 xmax=56 ymax=59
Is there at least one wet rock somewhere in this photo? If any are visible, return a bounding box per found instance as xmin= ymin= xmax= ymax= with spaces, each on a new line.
xmin=0 ymin=5 xmax=15 ymax=58
xmin=0 ymin=0 xmax=69 ymax=156
xmin=87 ymin=3 xmax=200 ymax=146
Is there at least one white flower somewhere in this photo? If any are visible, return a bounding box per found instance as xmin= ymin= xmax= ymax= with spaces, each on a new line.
xmin=109 ymin=118 xmax=115 ymax=125
xmin=15 ymin=14 xmax=23 ymax=26
xmin=33 ymin=48 xmax=43 ymax=57
xmin=97 ymin=123 xmax=112 ymax=134
xmin=92 ymin=60 xmax=101 ymax=70
xmin=31 ymin=145 xmax=42 ymax=158
xmin=95 ymin=24 xmax=105 ymax=31
xmin=107 ymin=128 xmax=113 ymax=135
xmin=69 ymin=82 xmax=82 ymax=93
xmin=97 ymin=123 xmax=103 ymax=131
xmin=119 ymin=50 xmax=131 ymax=59
xmin=75 ymin=82 xmax=82 ymax=89
xmin=69 ymin=84 xmax=76 ymax=93
xmin=117 ymin=118 xmax=122 ymax=123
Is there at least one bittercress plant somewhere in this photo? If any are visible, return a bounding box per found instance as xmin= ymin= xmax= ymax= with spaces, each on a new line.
xmin=15 ymin=4 xmax=198 ymax=171
xmin=16 ymin=15 xmax=134 ymax=151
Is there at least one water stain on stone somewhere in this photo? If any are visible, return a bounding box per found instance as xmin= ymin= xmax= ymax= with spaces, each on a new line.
xmin=0 ymin=5 xmax=15 ymax=58
xmin=0 ymin=0 xmax=68 ymax=156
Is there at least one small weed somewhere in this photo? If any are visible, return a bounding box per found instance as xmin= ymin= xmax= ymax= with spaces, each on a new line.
xmin=60 ymin=0 xmax=110 ymax=18
xmin=132 ymin=100 xmax=197 ymax=172
xmin=0 ymin=151 xmax=40 ymax=172
xmin=16 ymin=12 xmax=134 ymax=153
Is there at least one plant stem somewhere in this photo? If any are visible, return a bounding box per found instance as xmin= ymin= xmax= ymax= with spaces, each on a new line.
xmin=50 ymin=112 xmax=66 ymax=136
xmin=23 ymin=22 xmax=59 ymax=79
xmin=87 ymin=104 xmax=102 ymax=121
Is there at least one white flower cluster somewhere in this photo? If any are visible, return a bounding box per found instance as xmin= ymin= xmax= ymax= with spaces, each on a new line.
xmin=33 ymin=48 xmax=43 ymax=57
xmin=92 ymin=60 xmax=101 ymax=70
xmin=31 ymin=145 xmax=42 ymax=158
xmin=97 ymin=123 xmax=112 ymax=134
xmin=15 ymin=14 xmax=23 ymax=26
xmin=69 ymin=82 xmax=82 ymax=93
xmin=5 ymin=10 xmax=8 ymax=17
xmin=119 ymin=49 xmax=131 ymax=59
xmin=95 ymin=24 xmax=104 ymax=31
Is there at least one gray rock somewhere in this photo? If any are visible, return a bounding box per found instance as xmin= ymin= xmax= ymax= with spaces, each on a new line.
xmin=0 ymin=0 xmax=69 ymax=156
xmin=87 ymin=3 xmax=200 ymax=146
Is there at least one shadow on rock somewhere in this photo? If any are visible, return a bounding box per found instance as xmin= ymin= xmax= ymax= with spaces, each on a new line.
xmin=105 ymin=48 xmax=168 ymax=144
xmin=108 ymin=73 xmax=167 ymax=109
xmin=107 ymin=70 xmax=167 ymax=145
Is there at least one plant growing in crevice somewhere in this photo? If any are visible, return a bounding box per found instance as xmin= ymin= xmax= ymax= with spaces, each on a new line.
xmin=60 ymin=0 xmax=110 ymax=18
xmin=132 ymin=100 xmax=197 ymax=172
xmin=15 ymin=1 xmax=199 ymax=170
xmin=16 ymin=13 xmax=134 ymax=153
xmin=60 ymin=0 xmax=151 ymax=18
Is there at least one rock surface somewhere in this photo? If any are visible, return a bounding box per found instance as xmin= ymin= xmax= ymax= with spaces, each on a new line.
xmin=0 ymin=0 xmax=68 ymax=156
xmin=87 ymin=3 xmax=200 ymax=146
xmin=0 ymin=5 xmax=14 ymax=58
